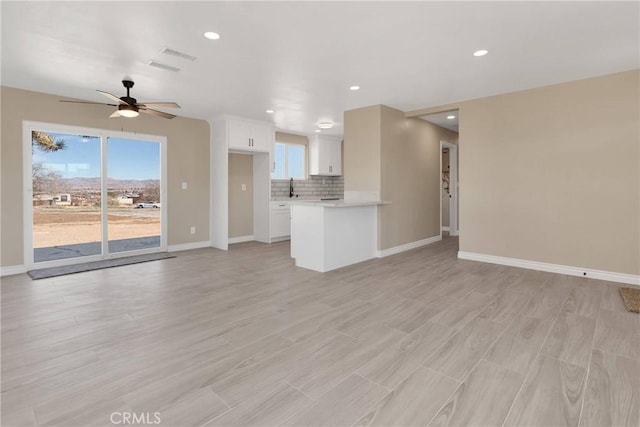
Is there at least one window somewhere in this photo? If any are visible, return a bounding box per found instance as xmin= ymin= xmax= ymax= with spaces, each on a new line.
xmin=271 ymin=142 xmax=305 ymax=179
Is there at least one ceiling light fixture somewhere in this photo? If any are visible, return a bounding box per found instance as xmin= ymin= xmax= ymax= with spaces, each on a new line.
xmin=447 ymin=115 xmax=456 ymax=119
xmin=204 ymin=31 xmax=221 ymax=40
xmin=117 ymin=104 xmax=139 ymax=118
xmin=266 ymin=109 xmax=275 ymax=114
xmin=349 ymin=85 xmax=360 ymax=91
xmin=473 ymin=49 xmax=488 ymax=57
xmin=317 ymin=122 xmax=334 ymax=129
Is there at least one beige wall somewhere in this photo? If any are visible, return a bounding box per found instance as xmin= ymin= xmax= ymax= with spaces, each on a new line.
xmin=343 ymin=105 xmax=382 ymax=193
xmin=275 ymin=131 xmax=308 ymax=146
xmin=410 ymin=70 xmax=640 ymax=275
xmin=379 ymin=106 xmax=458 ymax=250
xmin=0 ymin=86 xmax=210 ymax=267
xmin=228 ymin=153 xmax=254 ymax=238
xmin=344 ymin=104 xmax=458 ymax=251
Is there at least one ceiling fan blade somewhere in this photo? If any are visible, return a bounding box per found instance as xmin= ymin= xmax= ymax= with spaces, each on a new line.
xmin=59 ymin=100 xmax=117 ymax=106
xmin=137 ymin=102 xmax=181 ymax=109
xmin=97 ymin=90 xmax=127 ymax=105
xmin=139 ymin=108 xmax=176 ymax=119
xmin=109 ymin=111 xmax=122 ymax=118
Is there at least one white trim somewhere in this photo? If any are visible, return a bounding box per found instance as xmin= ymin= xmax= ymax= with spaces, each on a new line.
xmin=270 ymin=236 xmax=291 ymax=243
xmin=168 ymin=241 xmax=211 ymax=252
xmin=228 ymin=235 xmax=255 ymax=244
xmin=442 ymin=226 xmax=450 ymax=231
xmin=0 ymin=265 xmax=28 ymax=277
xmin=376 ymin=235 xmax=442 ymax=258
xmin=457 ymin=251 xmax=640 ymax=287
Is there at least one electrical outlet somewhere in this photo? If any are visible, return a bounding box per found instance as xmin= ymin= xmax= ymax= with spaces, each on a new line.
xmin=241 ymin=184 xmax=246 ymax=191
xmin=190 ymin=226 xmax=196 ymax=235
xmin=181 ymin=182 xmax=188 ymax=190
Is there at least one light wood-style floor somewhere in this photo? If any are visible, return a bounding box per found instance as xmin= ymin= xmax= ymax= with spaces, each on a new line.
xmin=2 ymin=236 xmax=639 ymax=427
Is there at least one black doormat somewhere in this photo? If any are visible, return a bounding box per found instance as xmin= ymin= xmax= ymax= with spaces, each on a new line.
xmin=28 ymin=253 xmax=175 ymax=280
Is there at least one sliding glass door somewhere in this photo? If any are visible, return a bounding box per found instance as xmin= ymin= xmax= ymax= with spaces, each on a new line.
xmin=26 ymin=122 xmax=166 ymax=267
xmin=31 ymin=132 xmax=102 ymax=262
xmin=107 ymin=137 xmax=161 ymax=253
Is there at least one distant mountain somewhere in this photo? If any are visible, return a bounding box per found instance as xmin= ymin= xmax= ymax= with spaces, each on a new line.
xmin=60 ymin=177 xmax=160 ymax=190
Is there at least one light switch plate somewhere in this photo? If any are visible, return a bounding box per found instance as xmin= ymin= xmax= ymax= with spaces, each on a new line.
xmin=181 ymin=182 xmax=188 ymax=190
xmin=241 ymin=184 xmax=247 ymax=191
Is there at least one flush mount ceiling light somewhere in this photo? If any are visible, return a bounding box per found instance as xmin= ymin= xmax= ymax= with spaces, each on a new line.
xmin=265 ymin=109 xmax=275 ymax=114
xmin=349 ymin=85 xmax=360 ymax=91
xmin=204 ymin=31 xmax=221 ymax=40
xmin=317 ymin=122 xmax=334 ymax=129
xmin=447 ymin=115 xmax=456 ymax=119
xmin=473 ymin=49 xmax=489 ymax=57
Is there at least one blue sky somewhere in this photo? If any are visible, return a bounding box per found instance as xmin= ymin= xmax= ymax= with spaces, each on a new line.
xmin=33 ymin=133 xmax=160 ymax=180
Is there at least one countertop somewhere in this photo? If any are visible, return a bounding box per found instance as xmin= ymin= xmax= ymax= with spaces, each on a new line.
xmin=291 ymin=200 xmax=388 ymax=208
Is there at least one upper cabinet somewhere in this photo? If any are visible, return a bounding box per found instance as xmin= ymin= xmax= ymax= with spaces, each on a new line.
xmin=309 ymin=135 xmax=342 ymax=176
xmin=227 ymin=117 xmax=272 ymax=152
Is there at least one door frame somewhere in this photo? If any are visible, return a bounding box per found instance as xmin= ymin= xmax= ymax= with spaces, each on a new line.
xmin=440 ymin=140 xmax=458 ymax=237
xmin=23 ymin=120 xmax=167 ymax=270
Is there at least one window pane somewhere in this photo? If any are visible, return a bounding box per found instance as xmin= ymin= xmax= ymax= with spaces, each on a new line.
xmin=107 ymin=137 xmax=161 ymax=253
xmin=272 ymin=143 xmax=285 ymax=179
xmin=32 ymin=132 xmax=101 ymax=262
xmin=287 ymin=145 xmax=305 ymax=179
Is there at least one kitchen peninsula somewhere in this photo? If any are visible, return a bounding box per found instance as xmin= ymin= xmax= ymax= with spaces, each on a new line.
xmin=290 ymin=200 xmax=385 ymax=272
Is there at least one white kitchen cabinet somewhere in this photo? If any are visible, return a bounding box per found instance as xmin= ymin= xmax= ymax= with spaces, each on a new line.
xmin=270 ymin=201 xmax=291 ymax=241
xmin=309 ymin=135 xmax=342 ymax=176
xmin=228 ymin=118 xmax=271 ymax=152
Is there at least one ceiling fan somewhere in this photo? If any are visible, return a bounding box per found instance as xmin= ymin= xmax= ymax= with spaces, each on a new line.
xmin=60 ymin=80 xmax=180 ymax=119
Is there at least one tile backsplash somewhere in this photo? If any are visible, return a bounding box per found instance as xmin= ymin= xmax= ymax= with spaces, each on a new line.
xmin=272 ymin=176 xmax=344 ymax=199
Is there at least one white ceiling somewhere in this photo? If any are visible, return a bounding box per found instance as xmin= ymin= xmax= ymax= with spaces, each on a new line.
xmin=420 ymin=110 xmax=459 ymax=132
xmin=2 ymin=2 xmax=638 ymax=137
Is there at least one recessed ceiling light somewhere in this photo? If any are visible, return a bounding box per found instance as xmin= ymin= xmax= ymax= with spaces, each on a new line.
xmin=473 ymin=49 xmax=488 ymax=57
xmin=265 ymin=109 xmax=274 ymax=114
xmin=317 ymin=122 xmax=334 ymax=129
xmin=204 ymin=32 xmax=221 ymax=40
xmin=447 ymin=115 xmax=456 ymax=119
xmin=315 ymin=129 xmax=321 ymax=133
xmin=349 ymin=85 xmax=360 ymax=91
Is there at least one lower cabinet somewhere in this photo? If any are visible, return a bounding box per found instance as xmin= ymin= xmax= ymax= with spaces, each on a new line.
xmin=270 ymin=202 xmax=291 ymax=241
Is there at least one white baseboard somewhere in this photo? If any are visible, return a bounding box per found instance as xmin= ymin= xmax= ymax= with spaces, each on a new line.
xmin=167 ymin=241 xmax=211 ymax=252
xmin=228 ymin=235 xmax=255 ymax=244
xmin=458 ymin=251 xmax=640 ymax=287
xmin=376 ymin=235 xmax=442 ymax=258
xmin=442 ymin=226 xmax=450 ymax=231
xmin=0 ymin=264 xmax=28 ymax=277
xmin=270 ymin=236 xmax=291 ymax=243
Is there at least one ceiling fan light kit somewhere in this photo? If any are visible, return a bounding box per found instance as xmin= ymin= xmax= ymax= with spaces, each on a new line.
xmin=60 ymin=80 xmax=180 ymax=120
xmin=117 ymin=104 xmax=139 ymax=118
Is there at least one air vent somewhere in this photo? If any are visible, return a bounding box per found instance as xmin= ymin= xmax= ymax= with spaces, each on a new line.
xmin=147 ymin=61 xmax=180 ymax=72
xmin=161 ymin=48 xmax=197 ymax=62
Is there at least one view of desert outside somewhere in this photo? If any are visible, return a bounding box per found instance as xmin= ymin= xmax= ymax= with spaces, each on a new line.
xmin=33 ymin=207 xmax=161 ymax=248
xmin=32 ymin=131 xmax=161 ymax=261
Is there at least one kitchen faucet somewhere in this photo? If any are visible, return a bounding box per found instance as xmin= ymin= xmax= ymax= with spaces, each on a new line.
xmin=289 ymin=177 xmax=294 ymax=198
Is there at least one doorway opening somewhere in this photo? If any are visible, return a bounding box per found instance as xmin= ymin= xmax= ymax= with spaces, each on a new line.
xmin=24 ymin=121 xmax=167 ymax=268
xmin=440 ymin=141 xmax=458 ymax=237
